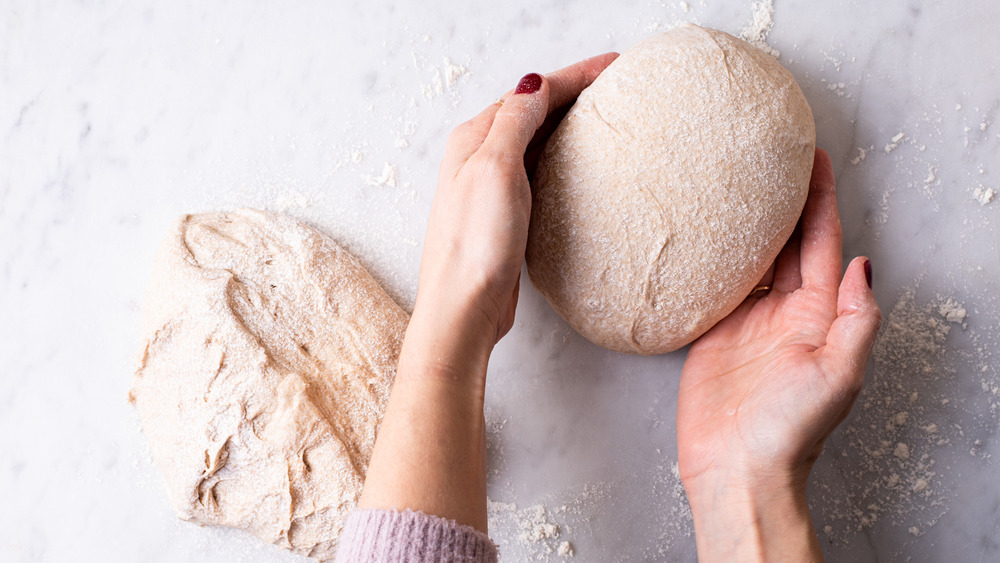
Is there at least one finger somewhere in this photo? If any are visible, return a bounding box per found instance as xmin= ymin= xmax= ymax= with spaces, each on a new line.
xmin=440 ymin=102 xmax=503 ymax=177
xmin=772 ymin=223 xmax=802 ymax=292
xmin=481 ymin=73 xmax=552 ymax=158
xmin=820 ymin=257 xmax=882 ymax=393
xmin=482 ymin=53 xmax=619 ymax=159
xmin=799 ymin=148 xmax=843 ymax=293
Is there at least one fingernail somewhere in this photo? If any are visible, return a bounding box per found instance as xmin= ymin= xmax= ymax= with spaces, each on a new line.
xmin=864 ymin=259 xmax=872 ymax=289
xmin=514 ymin=73 xmax=543 ymax=95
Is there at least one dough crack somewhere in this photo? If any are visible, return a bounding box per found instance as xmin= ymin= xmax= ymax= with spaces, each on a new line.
xmin=586 ymin=100 xmax=628 ymax=139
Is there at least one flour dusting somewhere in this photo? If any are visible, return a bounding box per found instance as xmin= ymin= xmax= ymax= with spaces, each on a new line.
xmin=973 ymin=185 xmax=995 ymax=205
xmin=362 ymin=163 xmax=399 ymax=188
xmin=815 ymin=285 xmax=998 ymax=542
xmin=740 ymin=0 xmax=780 ymax=58
xmin=884 ymin=131 xmax=906 ymax=154
xmin=486 ymin=488 xmax=609 ymax=561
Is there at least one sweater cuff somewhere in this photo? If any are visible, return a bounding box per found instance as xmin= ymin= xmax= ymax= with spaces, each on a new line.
xmin=334 ymin=508 xmax=499 ymax=563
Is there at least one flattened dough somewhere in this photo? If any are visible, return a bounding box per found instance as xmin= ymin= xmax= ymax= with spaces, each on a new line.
xmin=130 ymin=209 xmax=407 ymax=560
xmin=527 ymin=24 xmax=815 ymax=355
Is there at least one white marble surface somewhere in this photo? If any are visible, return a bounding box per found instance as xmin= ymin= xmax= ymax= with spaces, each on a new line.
xmin=2 ymin=0 xmax=999 ymax=561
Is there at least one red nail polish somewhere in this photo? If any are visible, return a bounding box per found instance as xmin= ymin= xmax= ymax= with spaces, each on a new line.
xmin=864 ymin=259 xmax=872 ymax=289
xmin=515 ymin=73 xmax=543 ymax=95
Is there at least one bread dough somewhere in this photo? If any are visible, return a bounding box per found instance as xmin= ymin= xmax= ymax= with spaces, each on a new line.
xmin=130 ymin=209 xmax=407 ymax=560
xmin=527 ymin=24 xmax=815 ymax=355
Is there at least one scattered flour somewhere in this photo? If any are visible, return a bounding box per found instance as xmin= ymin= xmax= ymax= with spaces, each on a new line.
xmin=362 ymin=163 xmax=398 ymax=188
xmin=420 ymin=56 xmax=468 ymax=101
xmin=739 ymin=0 xmax=780 ymax=58
xmin=825 ymin=80 xmax=847 ymax=97
xmin=646 ymin=461 xmax=694 ymax=558
xmin=938 ymin=299 xmax=968 ymax=325
xmin=487 ymin=497 xmax=578 ymax=560
xmin=393 ymin=121 xmax=418 ymax=150
xmin=893 ymin=442 xmax=911 ymax=460
xmin=973 ymin=186 xmax=995 ymax=205
xmin=557 ymin=541 xmax=574 ymax=557
xmin=272 ymin=189 xmax=312 ymax=212
xmin=518 ymin=505 xmax=560 ymax=545
xmin=850 ymin=146 xmax=871 ymax=165
xmin=443 ymin=57 xmax=467 ymax=88
xmin=819 ymin=49 xmax=853 ymax=73
xmin=923 ymin=166 xmax=937 ymax=184
xmin=884 ymin=131 xmax=906 ymax=153
xmin=484 ymin=463 xmax=692 ymax=561
xmin=816 ymin=286 xmax=997 ymax=543
xmin=420 ymin=70 xmax=444 ymax=100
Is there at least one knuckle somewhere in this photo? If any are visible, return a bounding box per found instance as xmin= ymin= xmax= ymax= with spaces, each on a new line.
xmin=447 ymin=122 xmax=474 ymax=145
xmin=871 ymin=308 xmax=884 ymax=331
xmin=864 ymin=300 xmax=883 ymax=326
xmin=471 ymin=149 xmax=518 ymax=181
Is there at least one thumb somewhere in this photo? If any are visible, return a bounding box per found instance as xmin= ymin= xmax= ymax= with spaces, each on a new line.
xmin=820 ymin=257 xmax=882 ymax=391
xmin=481 ymin=73 xmax=550 ymax=157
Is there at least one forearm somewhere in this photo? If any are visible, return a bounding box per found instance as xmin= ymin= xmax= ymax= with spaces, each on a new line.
xmin=358 ymin=291 xmax=496 ymax=532
xmin=684 ymin=472 xmax=822 ymax=562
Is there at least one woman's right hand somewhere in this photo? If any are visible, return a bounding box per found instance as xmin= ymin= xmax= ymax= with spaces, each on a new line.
xmin=677 ymin=149 xmax=882 ymax=561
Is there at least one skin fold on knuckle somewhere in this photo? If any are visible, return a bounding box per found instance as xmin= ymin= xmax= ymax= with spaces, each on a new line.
xmin=501 ymin=99 xmax=547 ymax=134
xmin=471 ymin=150 xmax=520 ymax=185
xmin=853 ymin=300 xmax=883 ymax=334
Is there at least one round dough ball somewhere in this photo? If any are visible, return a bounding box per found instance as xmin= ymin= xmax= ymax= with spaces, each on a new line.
xmin=527 ymin=24 xmax=815 ymax=355
xmin=130 ymin=209 xmax=408 ymax=560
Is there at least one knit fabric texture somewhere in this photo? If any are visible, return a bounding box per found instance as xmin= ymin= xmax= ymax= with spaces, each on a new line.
xmin=334 ymin=508 xmax=499 ymax=562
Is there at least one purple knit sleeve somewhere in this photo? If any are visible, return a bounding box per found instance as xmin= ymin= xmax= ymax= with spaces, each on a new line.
xmin=334 ymin=508 xmax=499 ymax=563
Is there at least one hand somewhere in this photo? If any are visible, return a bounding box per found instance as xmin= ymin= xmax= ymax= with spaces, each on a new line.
xmin=416 ymin=53 xmax=621 ymax=350
xmin=359 ymin=53 xmax=619 ymax=532
xmin=676 ymin=149 xmax=882 ymax=561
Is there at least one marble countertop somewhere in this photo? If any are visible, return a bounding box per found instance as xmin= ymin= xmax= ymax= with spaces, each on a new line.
xmin=3 ymin=0 xmax=998 ymax=561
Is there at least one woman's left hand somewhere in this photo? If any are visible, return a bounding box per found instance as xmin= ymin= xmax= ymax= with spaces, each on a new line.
xmin=416 ymin=53 xmax=620 ymax=353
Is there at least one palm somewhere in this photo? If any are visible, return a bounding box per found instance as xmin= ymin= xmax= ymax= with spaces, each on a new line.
xmin=676 ymin=150 xmax=879 ymax=486
xmin=679 ymin=287 xmax=843 ymax=482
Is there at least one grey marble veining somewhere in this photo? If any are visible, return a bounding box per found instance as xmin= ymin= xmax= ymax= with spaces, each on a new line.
xmin=1 ymin=0 xmax=998 ymax=561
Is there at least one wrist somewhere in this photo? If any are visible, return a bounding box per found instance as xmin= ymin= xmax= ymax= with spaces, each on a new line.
xmin=683 ymin=469 xmax=821 ymax=562
xmin=397 ymin=283 xmax=498 ymax=390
